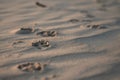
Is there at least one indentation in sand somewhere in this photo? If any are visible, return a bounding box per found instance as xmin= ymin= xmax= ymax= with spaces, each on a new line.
xmin=17 ymin=62 xmax=43 ymax=72
xmin=16 ymin=27 xmax=35 ymax=34
xmin=36 ymin=30 xmax=57 ymax=37
xmin=35 ymin=2 xmax=47 ymax=8
xmin=32 ymin=40 xmax=51 ymax=50
xmin=68 ymin=19 xmax=80 ymax=23
xmin=12 ymin=40 xmax=28 ymax=48
xmin=87 ymin=24 xmax=107 ymax=29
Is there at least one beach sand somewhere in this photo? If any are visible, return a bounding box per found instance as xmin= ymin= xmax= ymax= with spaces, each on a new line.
xmin=0 ymin=0 xmax=120 ymax=80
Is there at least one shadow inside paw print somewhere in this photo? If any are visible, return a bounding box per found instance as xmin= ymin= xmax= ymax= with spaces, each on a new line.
xmin=36 ymin=30 xmax=57 ymax=37
xmin=36 ymin=2 xmax=47 ymax=8
xmin=68 ymin=19 xmax=80 ymax=23
xmin=86 ymin=14 xmax=95 ymax=18
xmin=18 ymin=62 xmax=42 ymax=72
xmin=32 ymin=40 xmax=51 ymax=50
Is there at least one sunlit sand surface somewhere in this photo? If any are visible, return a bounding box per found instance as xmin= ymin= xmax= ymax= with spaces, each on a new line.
xmin=0 ymin=0 xmax=120 ymax=80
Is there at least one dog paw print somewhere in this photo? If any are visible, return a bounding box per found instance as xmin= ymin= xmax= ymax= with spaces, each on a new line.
xmin=17 ymin=62 xmax=43 ymax=72
xmin=87 ymin=24 xmax=107 ymax=29
xmin=36 ymin=30 xmax=57 ymax=37
xmin=32 ymin=40 xmax=51 ymax=50
xmin=16 ymin=28 xmax=35 ymax=34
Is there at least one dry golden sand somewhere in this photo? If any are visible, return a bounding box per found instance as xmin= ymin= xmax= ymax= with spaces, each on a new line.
xmin=0 ymin=0 xmax=120 ymax=80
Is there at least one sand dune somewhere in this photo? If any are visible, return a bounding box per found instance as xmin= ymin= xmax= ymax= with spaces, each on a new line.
xmin=0 ymin=0 xmax=120 ymax=80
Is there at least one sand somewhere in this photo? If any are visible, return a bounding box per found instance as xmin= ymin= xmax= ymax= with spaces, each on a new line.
xmin=0 ymin=0 xmax=120 ymax=80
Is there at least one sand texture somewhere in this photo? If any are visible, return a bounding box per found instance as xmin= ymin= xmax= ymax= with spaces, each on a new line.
xmin=0 ymin=0 xmax=120 ymax=80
